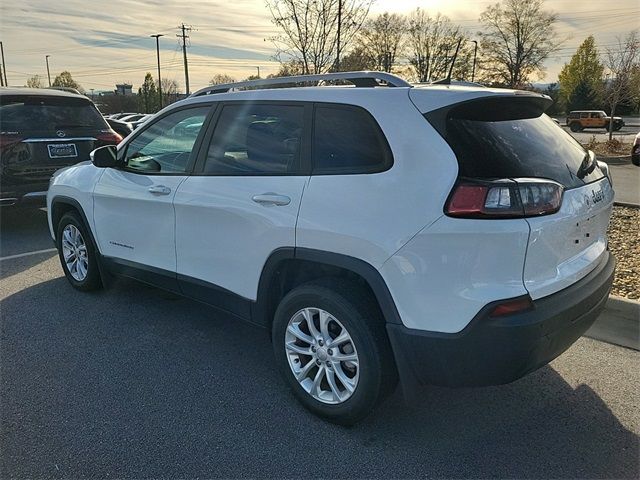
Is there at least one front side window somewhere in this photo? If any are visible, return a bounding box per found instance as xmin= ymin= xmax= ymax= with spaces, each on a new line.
xmin=203 ymin=104 xmax=304 ymax=175
xmin=124 ymin=107 xmax=210 ymax=174
xmin=312 ymin=105 xmax=392 ymax=174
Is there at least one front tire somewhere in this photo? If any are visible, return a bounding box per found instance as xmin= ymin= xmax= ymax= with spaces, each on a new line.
xmin=569 ymin=122 xmax=582 ymax=132
xmin=272 ymin=280 xmax=397 ymax=425
xmin=56 ymin=211 xmax=102 ymax=291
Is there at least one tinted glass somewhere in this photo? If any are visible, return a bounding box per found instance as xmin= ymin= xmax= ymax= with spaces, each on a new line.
xmin=203 ymin=104 xmax=304 ymax=175
xmin=445 ymin=113 xmax=604 ymax=188
xmin=124 ymin=107 xmax=209 ymax=174
xmin=0 ymin=95 xmax=107 ymax=134
xmin=313 ymin=106 xmax=391 ymax=174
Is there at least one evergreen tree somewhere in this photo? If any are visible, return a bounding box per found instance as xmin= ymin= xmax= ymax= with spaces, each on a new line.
xmin=137 ymin=73 xmax=158 ymax=113
xmin=52 ymin=71 xmax=84 ymax=93
xmin=567 ymin=80 xmax=599 ymax=111
xmin=558 ymin=36 xmax=604 ymax=109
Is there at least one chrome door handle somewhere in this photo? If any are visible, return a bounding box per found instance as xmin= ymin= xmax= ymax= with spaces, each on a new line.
xmin=252 ymin=193 xmax=291 ymax=206
xmin=148 ymin=185 xmax=171 ymax=195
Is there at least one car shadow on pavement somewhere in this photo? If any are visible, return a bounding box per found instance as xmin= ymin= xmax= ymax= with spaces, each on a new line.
xmin=1 ymin=277 xmax=638 ymax=479
xmin=0 ymin=208 xmax=58 ymax=279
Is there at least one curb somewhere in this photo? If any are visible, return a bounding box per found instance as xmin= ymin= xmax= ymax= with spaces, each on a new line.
xmin=585 ymin=296 xmax=640 ymax=351
xmin=614 ymin=201 xmax=640 ymax=208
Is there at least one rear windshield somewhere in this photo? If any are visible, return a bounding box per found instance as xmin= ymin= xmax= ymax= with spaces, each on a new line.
xmin=433 ymin=100 xmax=604 ymax=189
xmin=0 ymin=95 xmax=107 ymax=134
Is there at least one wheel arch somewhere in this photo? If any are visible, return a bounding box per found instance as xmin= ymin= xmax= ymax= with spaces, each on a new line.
xmin=50 ymin=196 xmax=93 ymax=243
xmin=51 ymin=195 xmax=112 ymax=286
xmin=253 ymin=247 xmax=402 ymax=329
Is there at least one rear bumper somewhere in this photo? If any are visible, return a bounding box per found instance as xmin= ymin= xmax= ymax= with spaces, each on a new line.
xmin=387 ymin=252 xmax=615 ymax=387
xmin=1 ymin=178 xmax=49 ymax=207
xmin=0 ymin=188 xmax=48 ymax=207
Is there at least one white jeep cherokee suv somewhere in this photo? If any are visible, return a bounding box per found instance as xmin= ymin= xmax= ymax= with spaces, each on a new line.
xmin=47 ymin=72 xmax=616 ymax=424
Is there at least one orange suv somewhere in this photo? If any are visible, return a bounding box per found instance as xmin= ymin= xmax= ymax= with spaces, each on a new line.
xmin=566 ymin=110 xmax=624 ymax=132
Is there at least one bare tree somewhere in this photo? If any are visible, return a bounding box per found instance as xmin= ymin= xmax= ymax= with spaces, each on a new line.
xmin=339 ymin=45 xmax=377 ymax=71
xmin=604 ymin=30 xmax=640 ymax=139
xmin=161 ymin=78 xmax=181 ymax=105
xmin=478 ymin=0 xmax=559 ymax=87
xmin=266 ymin=0 xmax=373 ymax=74
xmin=25 ymin=75 xmax=43 ymax=88
xmin=209 ymin=74 xmax=237 ymax=85
xmin=267 ymin=60 xmax=306 ymax=77
xmin=407 ymin=10 xmax=466 ymax=82
xmin=357 ymin=12 xmax=406 ymax=72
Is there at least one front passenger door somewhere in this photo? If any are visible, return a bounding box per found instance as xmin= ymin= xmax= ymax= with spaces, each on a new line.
xmin=173 ymin=102 xmax=310 ymax=313
xmin=93 ymin=106 xmax=212 ymax=282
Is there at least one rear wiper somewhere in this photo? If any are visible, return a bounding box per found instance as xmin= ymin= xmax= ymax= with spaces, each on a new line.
xmin=576 ymin=152 xmax=596 ymax=179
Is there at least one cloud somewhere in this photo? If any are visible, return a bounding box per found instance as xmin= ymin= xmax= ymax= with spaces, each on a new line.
xmin=1 ymin=0 xmax=638 ymax=90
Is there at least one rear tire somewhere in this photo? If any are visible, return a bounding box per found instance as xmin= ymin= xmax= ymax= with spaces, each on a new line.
xmin=272 ymin=279 xmax=397 ymax=425
xmin=56 ymin=211 xmax=102 ymax=291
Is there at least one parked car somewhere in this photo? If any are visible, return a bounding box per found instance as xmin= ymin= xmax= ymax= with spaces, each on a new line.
xmin=119 ymin=113 xmax=148 ymax=123
xmin=0 ymin=88 xmax=122 ymax=207
xmin=108 ymin=112 xmax=138 ymax=120
xmin=130 ymin=114 xmax=153 ymax=129
xmin=632 ymin=131 xmax=640 ymax=166
xmin=566 ymin=110 xmax=624 ymax=132
xmin=47 ymin=72 xmax=616 ymax=424
xmin=105 ymin=118 xmax=133 ymax=139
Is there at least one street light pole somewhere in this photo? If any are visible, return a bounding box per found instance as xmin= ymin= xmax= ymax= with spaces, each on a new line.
xmin=150 ymin=34 xmax=164 ymax=108
xmin=471 ymin=40 xmax=478 ymax=83
xmin=45 ymin=55 xmax=52 ymax=86
xmin=256 ymin=66 xmax=260 ymax=78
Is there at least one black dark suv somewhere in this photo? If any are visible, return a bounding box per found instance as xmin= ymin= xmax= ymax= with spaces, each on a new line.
xmin=0 ymin=88 xmax=122 ymax=207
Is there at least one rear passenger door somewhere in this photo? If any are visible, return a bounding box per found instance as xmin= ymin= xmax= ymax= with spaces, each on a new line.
xmin=173 ymin=102 xmax=310 ymax=315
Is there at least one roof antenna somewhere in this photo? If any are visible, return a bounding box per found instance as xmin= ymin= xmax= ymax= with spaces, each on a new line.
xmin=433 ymin=37 xmax=463 ymax=85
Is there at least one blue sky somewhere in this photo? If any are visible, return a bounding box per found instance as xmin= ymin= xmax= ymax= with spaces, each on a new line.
xmin=1 ymin=0 xmax=638 ymax=92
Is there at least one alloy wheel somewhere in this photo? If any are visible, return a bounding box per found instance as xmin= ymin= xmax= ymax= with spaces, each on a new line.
xmin=285 ymin=307 xmax=360 ymax=404
xmin=61 ymin=224 xmax=89 ymax=281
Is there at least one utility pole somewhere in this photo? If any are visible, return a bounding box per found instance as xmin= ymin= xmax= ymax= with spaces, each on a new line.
xmin=45 ymin=55 xmax=52 ymax=86
xmin=335 ymin=0 xmax=342 ymax=72
xmin=151 ymin=34 xmax=164 ymax=108
xmin=177 ymin=24 xmax=191 ymax=95
xmin=0 ymin=42 xmax=8 ymax=86
xmin=471 ymin=40 xmax=478 ymax=82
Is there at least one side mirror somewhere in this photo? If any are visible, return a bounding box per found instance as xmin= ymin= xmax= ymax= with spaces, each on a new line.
xmin=91 ymin=145 xmax=122 ymax=168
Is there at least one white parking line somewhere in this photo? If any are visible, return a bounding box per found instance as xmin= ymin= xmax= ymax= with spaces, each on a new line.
xmin=0 ymin=248 xmax=57 ymax=261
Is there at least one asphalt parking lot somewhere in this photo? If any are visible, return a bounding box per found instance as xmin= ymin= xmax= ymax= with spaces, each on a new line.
xmin=559 ymin=122 xmax=639 ymax=143
xmin=1 ymin=208 xmax=639 ymax=479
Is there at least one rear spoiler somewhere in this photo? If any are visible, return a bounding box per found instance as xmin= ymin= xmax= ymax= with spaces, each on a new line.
xmin=425 ymin=95 xmax=553 ymax=138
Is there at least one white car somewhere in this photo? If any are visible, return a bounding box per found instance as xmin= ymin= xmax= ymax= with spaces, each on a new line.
xmin=47 ymin=72 xmax=616 ymax=424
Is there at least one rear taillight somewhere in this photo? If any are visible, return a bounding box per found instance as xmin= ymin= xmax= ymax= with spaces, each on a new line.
xmin=0 ymin=134 xmax=24 ymax=149
xmin=96 ymin=130 xmax=123 ymax=144
xmin=445 ymin=178 xmax=563 ymax=219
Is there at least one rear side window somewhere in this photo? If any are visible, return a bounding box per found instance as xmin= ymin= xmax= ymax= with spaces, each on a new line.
xmin=313 ymin=105 xmax=392 ymax=174
xmin=203 ymin=104 xmax=304 ymax=175
xmin=431 ymin=99 xmax=604 ymax=189
xmin=0 ymin=95 xmax=107 ymax=134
